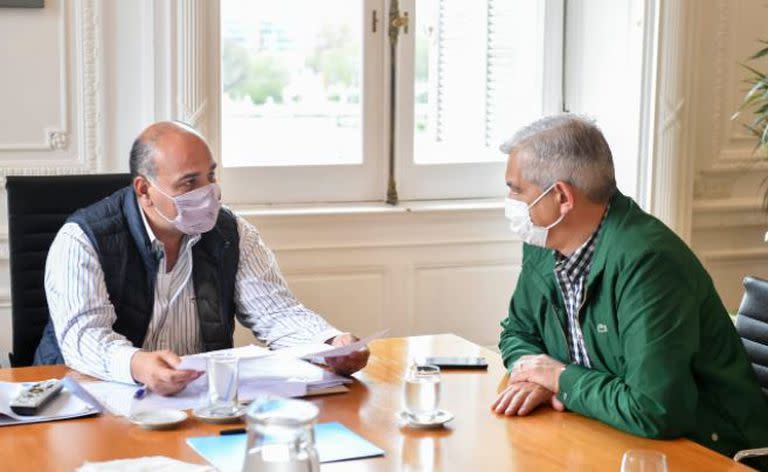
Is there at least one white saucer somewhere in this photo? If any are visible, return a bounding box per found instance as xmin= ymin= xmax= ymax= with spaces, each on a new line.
xmin=397 ymin=409 xmax=454 ymax=429
xmin=129 ymin=408 xmax=188 ymax=430
xmin=192 ymin=405 xmax=245 ymax=424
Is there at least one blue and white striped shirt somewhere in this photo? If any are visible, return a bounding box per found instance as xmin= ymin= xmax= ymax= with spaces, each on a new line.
xmin=45 ymin=203 xmax=341 ymax=383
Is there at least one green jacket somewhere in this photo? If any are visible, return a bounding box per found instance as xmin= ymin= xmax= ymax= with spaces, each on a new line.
xmin=499 ymin=191 xmax=768 ymax=457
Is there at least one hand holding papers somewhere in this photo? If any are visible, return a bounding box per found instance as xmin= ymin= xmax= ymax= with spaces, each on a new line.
xmin=83 ymin=330 xmax=387 ymax=418
xmin=83 ymin=351 xmax=352 ymax=417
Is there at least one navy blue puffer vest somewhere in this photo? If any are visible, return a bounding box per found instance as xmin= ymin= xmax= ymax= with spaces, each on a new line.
xmin=34 ymin=186 xmax=240 ymax=365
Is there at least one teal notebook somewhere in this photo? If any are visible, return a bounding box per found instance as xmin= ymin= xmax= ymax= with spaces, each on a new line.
xmin=186 ymin=421 xmax=384 ymax=471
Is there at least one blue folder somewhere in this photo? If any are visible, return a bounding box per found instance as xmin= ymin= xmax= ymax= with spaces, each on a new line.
xmin=186 ymin=421 xmax=384 ymax=471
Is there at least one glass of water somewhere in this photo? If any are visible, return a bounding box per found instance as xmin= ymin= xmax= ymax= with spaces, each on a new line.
xmin=621 ymin=450 xmax=668 ymax=472
xmin=207 ymin=352 xmax=240 ymax=416
xmin=404 ymin=364 xmax=441 ymax=422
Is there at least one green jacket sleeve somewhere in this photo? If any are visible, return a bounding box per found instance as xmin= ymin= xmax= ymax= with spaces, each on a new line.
xmin=557 ymin=251 xmax=700 ymax=439
xmin=499 ymin=266 xmax=548 ymax=369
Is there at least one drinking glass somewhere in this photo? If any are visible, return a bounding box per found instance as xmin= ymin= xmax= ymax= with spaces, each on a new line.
xmin=404 ymin=364 xmax=441 ymax=422
xmin=207 ymin=352 xmax=239 ymax=416
xmin=620 ymin=450 xmax=668 ymax=472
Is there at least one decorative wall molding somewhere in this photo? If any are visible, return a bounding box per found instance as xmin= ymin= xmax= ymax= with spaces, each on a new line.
xmin=237 ymin=206 xmax=515 ymax=253
xmin=176 ymin=0 xmax=208 ymax=132
xmin=699 ymin=247 xmax=768 ymax=263
xmin=282 ymin=265 xmax=389 ymax=278
xmin=709 ymin=0 xmax=765 ymax=169
xmin=661 ymin=98 xmax=685 ymax=131
xmin=710 ymin=0 xmax=729 ymax=165
xmin=0 ymin=230 xmax=7 ymax=260
xmin=691 ymin=197 xmax=767 ymax=229
xmin=78 ymin=0 xmax=104 ymax=174
xmin=48 ymin=130 xmax=70 ymax=150
xmin=698 ymin=159 xmax=768 ymax=175
xmin=0 ymin=0 xmax=103 ymax=176
xmin=0 ymin=1 xmax=69 ymax=152
xmin=412 ymin=260 xmax=519 ymax=271
xmin=648 ymin=0 xmax=696 ymax=241
xmin=693 ymin=197 xmax=763 ymax=213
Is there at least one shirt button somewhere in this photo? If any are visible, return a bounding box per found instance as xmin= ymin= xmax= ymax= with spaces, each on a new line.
xmin=711 ymin=433 xmax=718 ymax=442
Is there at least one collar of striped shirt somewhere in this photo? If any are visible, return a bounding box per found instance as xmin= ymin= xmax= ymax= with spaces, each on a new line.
xmin=553 ymin=204 xmax=610 ymax=280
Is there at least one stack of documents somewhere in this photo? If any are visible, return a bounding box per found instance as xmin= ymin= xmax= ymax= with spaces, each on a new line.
xmin=80 ymin=330 xmax=387 ymax=417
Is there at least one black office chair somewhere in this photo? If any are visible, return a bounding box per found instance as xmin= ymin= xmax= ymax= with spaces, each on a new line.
xmin=733 ymin=276 xmax=768 ymax=465
xmin=6 ymin=174 xmax=133 ymax=367
xmin=736 ymin=276 xmax=768 ymax=396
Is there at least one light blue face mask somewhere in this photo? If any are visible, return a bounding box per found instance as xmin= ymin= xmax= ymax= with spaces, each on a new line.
xmin=504 ymin=183 xmax=564 ymax=247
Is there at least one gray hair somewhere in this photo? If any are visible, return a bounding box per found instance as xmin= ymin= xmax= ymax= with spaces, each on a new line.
xmin=500 ymin=114 xmax=616 ymax=203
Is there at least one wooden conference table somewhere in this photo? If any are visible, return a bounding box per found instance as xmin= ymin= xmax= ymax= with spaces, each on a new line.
xmin=0 ymin=334 xmax=753 ymax=471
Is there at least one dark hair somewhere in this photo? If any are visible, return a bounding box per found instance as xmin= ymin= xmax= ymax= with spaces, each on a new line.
xmin=129 ymin=136 xmax=157 ymax=179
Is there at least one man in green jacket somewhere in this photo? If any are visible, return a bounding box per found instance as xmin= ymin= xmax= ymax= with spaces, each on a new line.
xmin=493 ymin=114 xmax=768 ymax=460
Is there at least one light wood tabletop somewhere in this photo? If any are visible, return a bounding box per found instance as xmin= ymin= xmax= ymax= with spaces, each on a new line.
xmin=0 ymin=334 xmax=754 ymax=471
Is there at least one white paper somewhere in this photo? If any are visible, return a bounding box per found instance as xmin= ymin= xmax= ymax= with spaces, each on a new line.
xmin=134 ymin=382 xmax=206 ymax=414
xmin=270 ymin=343 xmax=333 ymax=359
xmin=177 ymin=344 xmax=271 ymax=371
xmin=272 ymin=329 xmax=389 ymax=360
xmin=239 ymin=356 xmax=350 ymax=385
xmin=0 ymin=381 xmax=98 ymax=426
xmin=81 ymin=381 xmax=140 ymax=417
xmin=77 ymin=456 xmax=215 ymax=472
xmin=239 ymin=379 xmax=308 ymax=399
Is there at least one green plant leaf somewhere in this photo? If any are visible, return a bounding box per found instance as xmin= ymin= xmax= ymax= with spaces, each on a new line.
xmin=742 ymin=64 xmax=767 ymax=79
xmin=750 ymin=114 xmax=768 ymax=128
xmin=751 ymin=47 xmax=768 ymax=60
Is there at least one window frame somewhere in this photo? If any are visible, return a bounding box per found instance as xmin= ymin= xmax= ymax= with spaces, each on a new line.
xmin=213 ymin=0 xmax=387 ymax=205
xmin=393 ymin=0 xmax=565 ymax=201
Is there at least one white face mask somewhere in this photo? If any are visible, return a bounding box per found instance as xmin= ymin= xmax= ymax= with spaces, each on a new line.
xmin=504 ymin=183 xmax=564 ymax=247
xmin=150 ymin=181 xmax=222 ymax=235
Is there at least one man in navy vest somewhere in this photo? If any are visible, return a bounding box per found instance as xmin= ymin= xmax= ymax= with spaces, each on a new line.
xmin=35 ymin=121 xmax=369 ymax=395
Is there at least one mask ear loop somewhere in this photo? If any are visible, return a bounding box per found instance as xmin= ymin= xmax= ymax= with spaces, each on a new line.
xmin=544 ymin=212 xmax=565 ymax=230
xmin=529 ymin=182 xmax=566 ymax=230
xmin=146 ymin=178 xmax=180 ymax=224
xmin=528 ymin=182 xmax=558 ymax=210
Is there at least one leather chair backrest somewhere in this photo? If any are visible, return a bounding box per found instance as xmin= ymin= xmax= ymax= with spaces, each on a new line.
xmin=6 ymin=174 xmax=132 ymax=367
xmin=736 ymin=276 xmax=768 ymax=397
